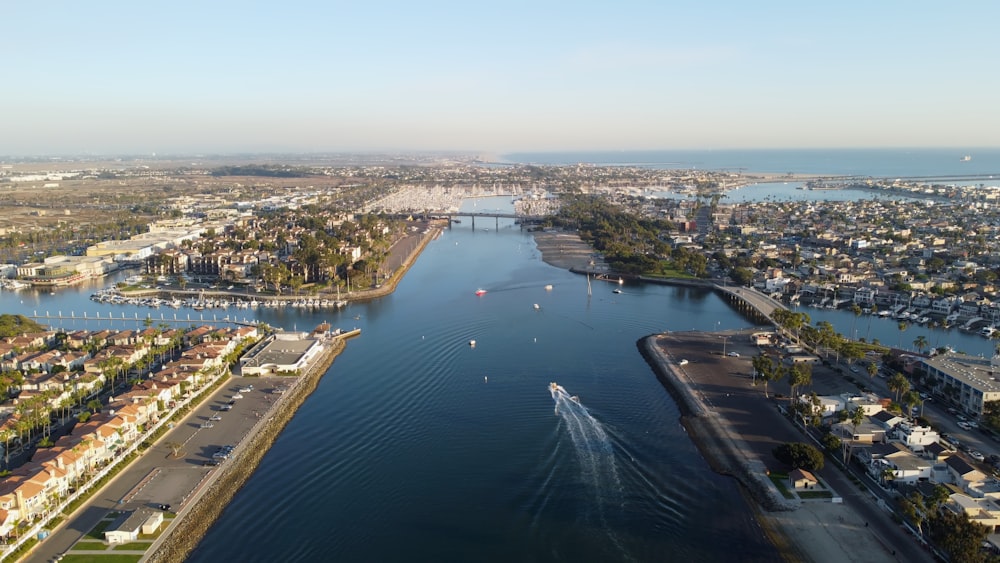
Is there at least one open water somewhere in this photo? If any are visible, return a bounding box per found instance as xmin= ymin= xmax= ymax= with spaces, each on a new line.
xmin=3 ymin=148 xmax=1000 ymax=561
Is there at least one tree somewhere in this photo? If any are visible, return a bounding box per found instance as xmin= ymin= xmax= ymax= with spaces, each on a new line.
xmin=842 ymin=406 xmax=866 ymax=464
xmin=887 ymin=372 xmax=910 ymax=403
xmin=165 ymin=441 xmax=185 ymax=459
xmin=788 ymin=362 xmax=812 ymax=403
xmin=821 ymin=432 xmax=841 ymax=453
xmin=850 ymin=303 xmax=862 ymax=340
xmin=913 ymin=335 xmax=929 ymax=355
xmin=897 ymin=321 xmax=909 ymax=349
xmin=928 ymin=509 xmax=990 ymax=563
xmin=902 ymin=389 xmax=921 ymax=418
xmin=752 ymin=354 xmax=784 ymax=398
xmin=866 ymin=361 xmax=878 ymax=380
xmin=772 ymin=442 xmax=824 ymax=471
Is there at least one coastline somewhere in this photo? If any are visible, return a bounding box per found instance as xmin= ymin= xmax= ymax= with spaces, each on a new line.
xmin=140 ymin=226 xmax=447 ymax=561
xmin=146 ymin=336 xmax=347 ymax=562
xmin=527 ymin=228 xmax=909 ymax=563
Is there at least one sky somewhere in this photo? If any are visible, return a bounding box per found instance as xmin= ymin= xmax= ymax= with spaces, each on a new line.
xmin=5 ymin=1 xmax=1000 ymax=156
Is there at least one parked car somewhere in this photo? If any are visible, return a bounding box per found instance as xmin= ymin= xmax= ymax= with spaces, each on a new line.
xmin=970 ymin=451 xmax=985 ymax=462
xmin=200 ymin=422 xmax=214 ymax=429
xmin=726 ymin=352 xmax=740 ymax=357
xmin=209 ymin=414 xmax=222 ymax=421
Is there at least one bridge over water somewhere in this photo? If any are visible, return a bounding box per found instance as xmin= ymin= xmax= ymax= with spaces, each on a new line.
xmin=714 ymin=284 xmax=785 ymax=326
xmin=384 ymin=211 xmax=549 ymax=230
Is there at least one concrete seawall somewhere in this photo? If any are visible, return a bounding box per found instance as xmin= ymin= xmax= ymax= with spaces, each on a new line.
xmin=145 ymin=337 xmax=347 ymax=563
xmin=638 ymin=334 xmax=795 ymax=512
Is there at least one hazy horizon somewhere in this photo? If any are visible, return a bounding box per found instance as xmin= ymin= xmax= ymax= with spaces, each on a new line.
xmin=7 ymin=1 xmax=1000 ymax=156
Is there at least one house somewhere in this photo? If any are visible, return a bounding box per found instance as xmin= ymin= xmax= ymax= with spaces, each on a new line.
xmin=105 ymin=508 xmax=160 ymax=544
xmin=946 ymin=455 xmax=987 ymax=490
xmin=788 ymin=468 xmax=819 ymax=490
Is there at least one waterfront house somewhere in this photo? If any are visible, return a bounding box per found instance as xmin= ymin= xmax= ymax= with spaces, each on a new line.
xmin=105 ymin=508 xmax=160 ymax=544
xmin=788 ymin=468 xmax=819 ymax=490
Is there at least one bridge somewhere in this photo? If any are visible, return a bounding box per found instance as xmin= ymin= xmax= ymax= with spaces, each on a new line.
xmin=714 ymin=284 xmax=786 ymax=326
xmin=25 ymin=310 xmax=257 ymax=328
xmin=382 ymin=211 xmax=549 ymax=230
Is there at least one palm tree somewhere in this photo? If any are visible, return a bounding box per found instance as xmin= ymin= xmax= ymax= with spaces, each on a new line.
xmin=903 ymin=390 xmax=921 ymax=418
xmin=866 ymin=362 xmax=878 ymax=380
xmin=850 ymin=303 xmax=862 ymax=340
xmin=913 ymin=335 xmax=929 ymax=355
xmin=897 ymin=321 xmax=909 ymax=350
xmin=788 ymin=362 xmax=812 ymax=403
xmin=888 ymin=372 xmax=910 ymax=403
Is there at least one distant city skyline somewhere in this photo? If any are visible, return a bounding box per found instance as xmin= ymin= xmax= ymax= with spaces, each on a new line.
xmin=6 ymin=1 xmax=1000 ymax=156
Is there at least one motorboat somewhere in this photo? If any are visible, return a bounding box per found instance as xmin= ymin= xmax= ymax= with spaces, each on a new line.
xmin=544 ymin=284 xmax=553 ymax=290
xmin=549 ymin=382 xmax=559 ymax=392
xmin=469 ymin=340 xmax=476 ymax=347
xmin=613 ymin=288 xmax=622 ymax=294
xmin=533 ymin=303 xmax=540 ymax=310
xmin=475 ymin=289 xmax=487 ymax=296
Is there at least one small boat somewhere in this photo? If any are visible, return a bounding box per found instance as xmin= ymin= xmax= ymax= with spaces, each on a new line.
xmin=475 ymin=289 xmax=487 ymax=296
xmin=961 ymin=155 xmax=972 ymax=162
xmin=549 ymin=382 xmax=559 ymax=392
xmin=613 ymin=288 xmax=622 ymax=294
xmin=544 ymin=284 xmax=553 ymax=291
xmin=469 ymin=339 xmax=476 ymax=347
xmin=533 ymin=303 xmax=540 ymax=310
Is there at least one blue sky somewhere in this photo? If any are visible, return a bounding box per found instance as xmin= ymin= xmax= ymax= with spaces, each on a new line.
xmin=5 ymin=1 xmax=999 ymax=156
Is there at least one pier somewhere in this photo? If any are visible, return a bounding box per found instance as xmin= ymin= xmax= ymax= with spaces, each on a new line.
xmin=25 ymin=310 xmax=259 ymax=328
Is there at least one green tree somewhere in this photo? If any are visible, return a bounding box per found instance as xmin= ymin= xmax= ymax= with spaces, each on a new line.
xmin=772 ymin=442 xmax=824 ymax=471
xmin=752 ymin=354 xmax=784 ymax=398
xmin=888 ymin=372 xmax=910 ymax=403
xmin=928 ymin=509 xmax=989 ymax=563
xmin=788 ymin=362 xmax=812 ymax=402
xmin=913 ymin=335 xmax=929 ymax=355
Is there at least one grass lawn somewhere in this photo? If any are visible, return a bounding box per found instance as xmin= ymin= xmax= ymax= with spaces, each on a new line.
xmin=768 ymin=473 xmax=795 ymax=499
xmin=73 ymin=540 xmax=108 ymax=549
xmin=85 ymin=520 xmax=111 ymax=539
xmin=63 ymin=555 xmax=142 ymax=563
xmin=111 ymin=541 xmax=153 ymax=551
xmin=798 ymin=490 xmax=834 ymax=499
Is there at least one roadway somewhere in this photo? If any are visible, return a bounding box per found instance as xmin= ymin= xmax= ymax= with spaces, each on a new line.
xmin=26 ymin=374 xmax=293 ymax=563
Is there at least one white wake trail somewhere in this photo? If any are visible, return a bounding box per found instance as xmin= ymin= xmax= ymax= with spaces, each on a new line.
xmin=548 ymin=382 xmax=629 ymax=559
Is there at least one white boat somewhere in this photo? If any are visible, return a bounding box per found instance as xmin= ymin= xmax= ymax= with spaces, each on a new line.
xmin=469 ymin=340 xmax=476 ymax=347
xmin=613 ymin=288 xmax=622 ymax=294
xmin=961 ymin=155 xmax=972 ymax=162
xmin=544 ymin=284 xmax=553 ymax=291
xmin=533 ymin=303 xmax=540 ymax=310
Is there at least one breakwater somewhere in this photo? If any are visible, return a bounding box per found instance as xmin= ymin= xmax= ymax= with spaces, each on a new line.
xmin=638 ymin=335 xmax=795 ymax=512
xmin=145 ymin=337 xmax=347 ymax=563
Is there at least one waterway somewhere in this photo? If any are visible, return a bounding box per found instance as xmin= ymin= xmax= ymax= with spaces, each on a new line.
xmin=2 ymin=193 xmax=997 ymax=561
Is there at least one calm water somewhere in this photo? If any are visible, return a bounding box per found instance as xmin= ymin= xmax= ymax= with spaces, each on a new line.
xmin=504 ymin=148 xmax=1000 ymax=179
xmin=4 ymin=149 xmax=999 ymax=560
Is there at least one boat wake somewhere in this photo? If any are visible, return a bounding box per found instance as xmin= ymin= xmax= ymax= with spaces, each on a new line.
xmin=548 ymin=382 xmax=629 ymax=558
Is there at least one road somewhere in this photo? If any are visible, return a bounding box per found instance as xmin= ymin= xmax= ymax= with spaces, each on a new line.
xmin=26 ymin=374 xmax=292 ymax=563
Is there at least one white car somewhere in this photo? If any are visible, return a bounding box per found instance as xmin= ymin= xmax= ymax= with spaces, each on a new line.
xmin=678 ymin=359 xmax=689 ymax=366
xmin=726 ymin=352 xmax=740 ymax=357
xmin=970 ymin=451 xmax=985 ymax=462
xmin=957 ymin=421 xmax=972 ymax=430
